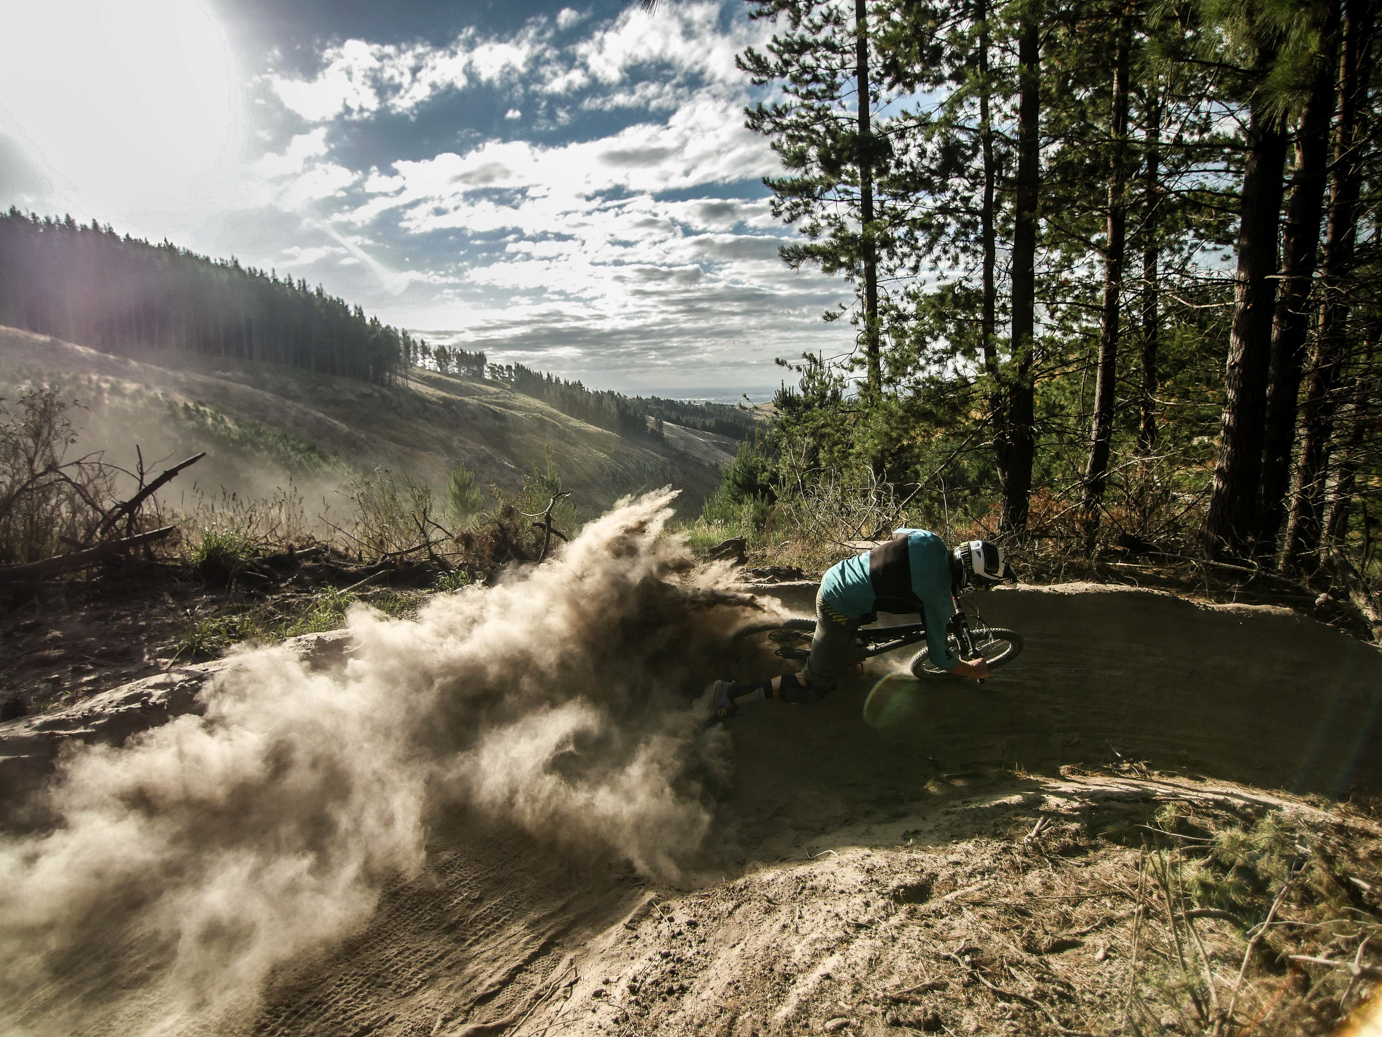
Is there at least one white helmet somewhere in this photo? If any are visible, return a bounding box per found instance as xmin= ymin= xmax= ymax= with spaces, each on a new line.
xmin=952 ymin=539 xmax=1008 ymax=591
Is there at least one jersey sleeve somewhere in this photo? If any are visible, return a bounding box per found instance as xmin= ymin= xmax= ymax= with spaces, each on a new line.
xmin=907 ymin=531 xmax=959 ymax=669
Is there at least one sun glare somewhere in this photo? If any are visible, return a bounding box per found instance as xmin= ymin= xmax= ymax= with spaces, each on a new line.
xmin=0 ymin=0 xmax=242 ymax=219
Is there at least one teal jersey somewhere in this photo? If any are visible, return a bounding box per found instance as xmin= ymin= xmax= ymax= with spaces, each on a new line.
xmin=819 ymin=528 xmax=959 ymax=670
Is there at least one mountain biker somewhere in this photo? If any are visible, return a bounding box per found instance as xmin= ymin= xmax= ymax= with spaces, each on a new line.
xmin=712 ymin=531 xmax=1008 ymax=720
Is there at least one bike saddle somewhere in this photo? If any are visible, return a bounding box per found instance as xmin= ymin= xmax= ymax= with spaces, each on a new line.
xmin=870 ymin=595 xmax=924 ymax=618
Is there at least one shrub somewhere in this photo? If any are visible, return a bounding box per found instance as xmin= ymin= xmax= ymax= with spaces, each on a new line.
xmin=0 ymin=388 xmax=122 ymax=564
xmin=445 ymin=463 xmax=485 ymax=527
xmin=189 ymin=528 xmax=256 ymax=586
xmin=347 ymin=467 xmax=440 ymax=560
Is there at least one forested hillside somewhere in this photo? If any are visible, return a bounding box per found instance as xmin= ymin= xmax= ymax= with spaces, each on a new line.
xmin=0 ymin=210 xmax=414 ymax=385
xmin=0 ymin=210 xmax=755 ymax=443
xmin=730 ymin=0 xmax=1379 ymax=589
xmin=0 ymin=325 xmax=737 ymax=531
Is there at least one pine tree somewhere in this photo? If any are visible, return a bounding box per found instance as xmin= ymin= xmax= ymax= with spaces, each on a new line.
xmin=1204 ymin=0 xmax=1293 ymax=558
xmin=740 ymin=0 xmax=902 ymax=395
xmin=1284 ymin=0 xmax=1378 ymax=571
xmin=1258 ymin=0 xmax=1343 ymax=558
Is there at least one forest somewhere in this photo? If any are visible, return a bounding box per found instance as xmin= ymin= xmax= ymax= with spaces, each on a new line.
xmin=481 ymin=362 xmax=757 ymax=439
xmin=0 ymin=210 xmax=414 ymax=385
xmin=723 ymin=0 xmax=1380 ymax=591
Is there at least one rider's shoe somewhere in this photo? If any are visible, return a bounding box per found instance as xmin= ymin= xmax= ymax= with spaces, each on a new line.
xmin=711 ymin=680 xmax=738 ymax=722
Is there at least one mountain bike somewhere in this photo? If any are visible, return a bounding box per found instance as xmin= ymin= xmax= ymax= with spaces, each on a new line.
xmin=731 ymin=595 xmax=1024 ymax=680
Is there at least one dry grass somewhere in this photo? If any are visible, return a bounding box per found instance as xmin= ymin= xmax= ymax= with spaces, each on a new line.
xmin=567 ymin=770 xmax=1382 ymax=1037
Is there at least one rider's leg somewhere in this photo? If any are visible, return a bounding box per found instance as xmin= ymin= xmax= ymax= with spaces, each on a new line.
xmin=766 ymin=590 xmax=858 ymax=703
xmin=717 ymin=591 xmax=859 ymax=717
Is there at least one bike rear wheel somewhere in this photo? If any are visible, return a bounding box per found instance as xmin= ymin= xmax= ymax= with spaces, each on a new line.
xmin=731 ymin=618 xmax=816 ymax=662
xmin=910 ymin=627 xmax=1024 ymax=679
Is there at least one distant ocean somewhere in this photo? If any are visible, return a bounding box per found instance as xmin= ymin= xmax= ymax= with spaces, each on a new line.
xmin=637 ymin=386 xmax=780 ymax=406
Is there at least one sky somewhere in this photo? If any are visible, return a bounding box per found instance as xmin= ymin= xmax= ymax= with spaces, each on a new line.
xmin=0 ymin=0 xmax=854 ymax=394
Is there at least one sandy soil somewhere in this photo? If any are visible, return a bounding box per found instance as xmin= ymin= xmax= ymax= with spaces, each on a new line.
xmin=222 ymin=583 xmax=1381 ymax=1037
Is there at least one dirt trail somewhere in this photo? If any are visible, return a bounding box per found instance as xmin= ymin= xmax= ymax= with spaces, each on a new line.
xmin=1 ymin=519 xmax=1379 ymax=1036
xmin=229 ymin=583 xmax=1381 ymax=1037
xmin=752 ymin=580 xmax=1382 ymax=801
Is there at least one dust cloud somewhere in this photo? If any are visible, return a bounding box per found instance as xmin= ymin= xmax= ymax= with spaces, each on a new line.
xmin=0 ymin=491 xmax=750 ymax=1037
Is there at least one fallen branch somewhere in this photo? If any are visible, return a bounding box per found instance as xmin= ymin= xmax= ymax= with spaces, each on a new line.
xmin=1286 ymin=955 xmax=1382 ymax=980
xmin=339 ymin=569 xmax=389 ymax=594
xmin=522 ymin=492 xmax=571 ymax=562
xmin=0 ymin=526 xmax=175 ymax=586
xmin=1186 ymin=908 xmax=1243 ymax=924
xmin=1224 ymin=867 xmax=1300 ymax=1031
xmin=97 ymin=452 xmax=206 ymax=537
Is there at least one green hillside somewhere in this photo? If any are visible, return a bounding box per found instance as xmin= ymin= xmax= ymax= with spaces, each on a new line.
xmin=0 ymin=326 xmax=736 ymax=520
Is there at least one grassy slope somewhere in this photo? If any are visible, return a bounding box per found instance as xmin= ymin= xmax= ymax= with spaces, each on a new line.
xmin=0 ymin=325 xmax=733 ymax=518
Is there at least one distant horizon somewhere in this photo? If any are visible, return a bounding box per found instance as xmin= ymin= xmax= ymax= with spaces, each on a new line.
xmin=617 ymin=384 xmax=780 ymax=404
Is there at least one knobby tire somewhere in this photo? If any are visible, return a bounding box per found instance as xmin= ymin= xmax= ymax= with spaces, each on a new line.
xmin=909 ymin=628 xmax=1024 ymax=679
xmin=731 ymin=618 xmax=815 ymax=661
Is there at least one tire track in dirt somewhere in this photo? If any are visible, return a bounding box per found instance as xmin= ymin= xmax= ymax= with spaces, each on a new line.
xmin=233 ymin=583 xmax=1381 ymax=1036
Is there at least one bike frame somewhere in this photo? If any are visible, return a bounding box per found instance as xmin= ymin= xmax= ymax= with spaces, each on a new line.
xmin=854 ymin=600 xmax=984 ymax=659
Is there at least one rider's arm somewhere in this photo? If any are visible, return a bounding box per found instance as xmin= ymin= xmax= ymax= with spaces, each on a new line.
xmin=920 ymin=596 xmax=961 ymax=671
xmin=910 ymin=532 xmax=987 ymax=680
xmin=921 ymin=602 xmax=988 ymax=679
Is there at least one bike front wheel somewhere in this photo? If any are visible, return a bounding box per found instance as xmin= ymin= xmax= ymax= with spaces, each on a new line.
xmin=731 ymin=617 xmax=816 ymax=662
xmin=910 ymin=627 xmax=1024 ymax=679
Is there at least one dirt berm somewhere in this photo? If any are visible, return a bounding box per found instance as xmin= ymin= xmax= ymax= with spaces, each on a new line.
xmin=1 ymin=498 xmax=1379 ymax=1037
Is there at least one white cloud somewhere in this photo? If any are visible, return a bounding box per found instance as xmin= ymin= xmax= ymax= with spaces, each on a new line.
xmin=264 ymin=2 xmax=768 ymax=123
xmin=343 ymin=93 xmax=774 ymax=240
xmin=278 ymin=163 xmax=359 ymax=206
xmin=277 ymin=244 xmax=347 ymax=266
xmin=579 ymin=80 xmax=686 ymax=112
xmin=252 ymin=128 xmax=330 ymax=178
xmin=268 ymin=39 xmax=391 ymax=122
xmin=242 ymin=1 xmax=847 ymax=388
xmin=562 ymin=3 xmax=750 ymax=89
xmin=266 ymin=26 xmax=552 ymax=123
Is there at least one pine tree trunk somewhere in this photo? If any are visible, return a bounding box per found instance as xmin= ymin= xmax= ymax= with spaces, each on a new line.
xmin=1324 ymin=331 xmax=1376 ymax=546
xmin=979 ymin=0 xmax=1005 ymax=483
xmin=1204 ymin=44 xmax=1289 ymax=558
xmin=1285 ymin=0 xmax=1375 ymax=572
xmin=856 ymin=0 xmax=880 ymax=395
xmin=1259 ymin=0 xmax=1342 ymax=559
xmin=1082 ymin=12 xmax=1132 ymax=545
xmin=1003 ymin=11 xmax=1041 ymax=536
xmin=1138 ymin=84 xmax=1161 ymax=455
